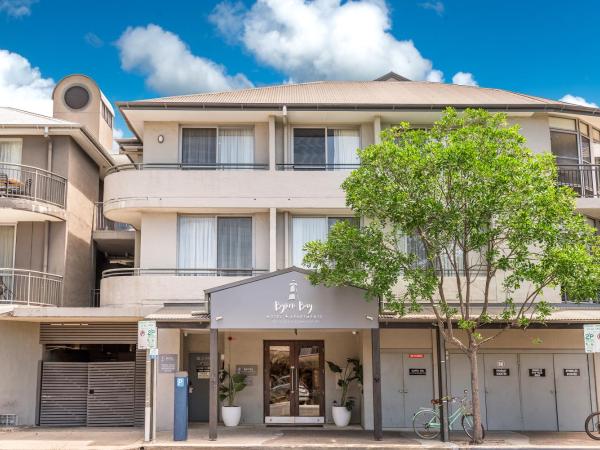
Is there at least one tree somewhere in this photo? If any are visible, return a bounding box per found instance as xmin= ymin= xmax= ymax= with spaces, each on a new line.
xmin=303 ymin=108 xmax=600 ymax=443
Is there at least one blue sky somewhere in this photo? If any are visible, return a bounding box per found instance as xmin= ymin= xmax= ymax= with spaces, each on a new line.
xmin=0 ymin=0 xmax=599 ymax=142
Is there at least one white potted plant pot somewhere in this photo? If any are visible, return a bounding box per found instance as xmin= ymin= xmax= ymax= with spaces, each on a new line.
xmin=221 ymin=405 xmax=242 ymax=427
xmin=332 ymin=405 xmax=351 ymax=427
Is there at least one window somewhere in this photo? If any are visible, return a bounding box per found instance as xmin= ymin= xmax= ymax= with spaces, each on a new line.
xmin=291 ymin=216 xmax=359 ymax=267
xmin=550 ymin=130 xmax=578 ymax=166
xmin=398 ymin=234 xmax=465 ymax=275
xmin=0 ymin=225 xmax=15 ymax=268
xmin=182 ymin=127 xmax=254 ymax=166
xmin=101 ymin=102 xmax=113 ymax=128
xmin=293 ymin=127 xmax=360 ymax=169
xmin=178 ymin=216 xmax=252 ymax=274
xmin=0 ymin=139 xmax=22 ymax=165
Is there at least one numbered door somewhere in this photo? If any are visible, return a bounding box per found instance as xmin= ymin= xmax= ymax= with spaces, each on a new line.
xmin=188 ymin=353 xmax=210 ymax=422
xmin=554 ymin=354 xmax=593 ymax=431
xmin=484 ymin=354 xmax=522 ymax=430
xmin=519 ymin=354 xmax=557 ymax=430
xmin=448 ymin=353 xmax=487 ymax=427
xmin=381 ymin=350 xmax=405 ymax=428
xmin=402 ymin=353 xmax=433 ymax=427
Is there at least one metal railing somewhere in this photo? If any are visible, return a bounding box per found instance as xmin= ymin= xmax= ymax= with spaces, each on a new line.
xmin=0 ymin=163 xmax=67 ymax=208
xmin=0 ymin=269 xmax=62 ymax=306
xmin=561 ymin=291 xmax=600 ymax=304
xmin=94 ymin=202 xmax=134 ymax=231
xmin=106 ymin=162 xmax=269 ymax=174
xmin=557 ymin=164 xmax=600 ymax=198
xmin=276 ymin=163 xmax=360 ymax=171
xmin=102 ymin=267 xmax=268 ymax=278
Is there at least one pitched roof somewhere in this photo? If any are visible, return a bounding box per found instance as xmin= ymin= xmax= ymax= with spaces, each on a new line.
xmin=0 ymin=107 xmax=78 ymax=126
xmin=117 ymin=80 xmax=596 ymax=113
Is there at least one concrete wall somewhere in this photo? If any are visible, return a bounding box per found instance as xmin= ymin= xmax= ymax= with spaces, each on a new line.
xmin=156 ymin=328 xmax=181 ymax=432
xmin=0 ymin=321 xmax=42 ymax=426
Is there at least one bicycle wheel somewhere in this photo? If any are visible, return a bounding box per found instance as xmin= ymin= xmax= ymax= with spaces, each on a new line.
xmin=413 ymin=409 xmax=441 ymax=439
xmin=462 ymin=414 xmax=486 ymax=441
xmin=585 ymin=412 xmax=600 ymax=440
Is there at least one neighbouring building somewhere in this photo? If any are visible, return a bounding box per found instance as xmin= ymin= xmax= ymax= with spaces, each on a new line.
xmin=1 ymin=72 xmax=599 ymax=439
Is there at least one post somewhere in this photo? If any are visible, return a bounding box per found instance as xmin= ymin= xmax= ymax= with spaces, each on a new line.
xmin=436 ymin=327 xmax=450 ymax=442
xmin=268 ymin=115 xmax=276 ymax=170
xmin=371 ymin=328 xmax=382 ymax=440
xmin=152 ymin=357 xmax=157 ymax=442
xmin=209 ymin=328 xmax=218 ymax=440
xmin=373 ymin=116 xmax=382 ymax=145
xmin=269 ymin=208 xmax=277 ymax=272
xmin=144 ymin=351 xmax=151 ymax=442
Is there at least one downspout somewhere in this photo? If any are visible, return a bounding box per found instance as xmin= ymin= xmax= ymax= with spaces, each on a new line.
xmin=43 ymin=129 xmax=52 ymax=273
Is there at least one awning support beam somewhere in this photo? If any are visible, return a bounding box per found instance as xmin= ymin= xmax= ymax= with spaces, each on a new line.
xmin=209 ymin=328 xmax=218 ymax=440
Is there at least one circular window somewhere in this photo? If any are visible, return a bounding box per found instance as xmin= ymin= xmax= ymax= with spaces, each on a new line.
xmin=64 ymin=85 xmax=90 ymax=110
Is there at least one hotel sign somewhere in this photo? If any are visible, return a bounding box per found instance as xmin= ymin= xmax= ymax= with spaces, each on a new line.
xmin=209 ymin=269 xmax=378 ymax=329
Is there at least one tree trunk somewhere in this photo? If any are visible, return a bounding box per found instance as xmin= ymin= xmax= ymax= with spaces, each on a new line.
xmin=468 ymin=338 xmax=484 ymax=443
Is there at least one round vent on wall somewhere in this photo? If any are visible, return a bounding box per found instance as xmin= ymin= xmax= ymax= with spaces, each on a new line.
xmin=64 ymin=85 xmax=90 ymax=110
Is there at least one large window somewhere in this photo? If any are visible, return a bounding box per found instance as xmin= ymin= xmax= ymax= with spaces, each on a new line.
xmin=293 ymin=128 xmax=360 ymax=169
xmin=0 ymin=139 xmax=22 ymax=165
xmin=181 ymin=127 xmax=254 ymax=166
xmin=0 ymin=225 xmax=15 ymax=268
xmin=178 ymin=216 xmax=252 ymax=274
xmin=291 ymin=216 xmax=359 ymax=267
xmin=398 ymin=234 xmax=465 ymax=275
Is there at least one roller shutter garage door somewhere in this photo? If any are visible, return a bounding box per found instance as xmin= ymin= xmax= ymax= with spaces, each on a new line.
xmin=40 ymin=363 xmax=88 ymax=426
xmin=86 ymin=362 xmax=135 ymax=426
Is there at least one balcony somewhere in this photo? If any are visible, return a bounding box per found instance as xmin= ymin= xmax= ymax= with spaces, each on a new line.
xmin=99 ymin=268 xmax=268 ymax=308
xmin=0 ymin=163 xmax=67 ymax=221
xmin=0 ymin=269 xmax=63 ymax=306
xmin=93 ymin=202 xmax=135 ymax=256
xmin=557 ymin=165 xmax=600 ymax=218
xmin=276 ymin=163 xmax=360 ymax=171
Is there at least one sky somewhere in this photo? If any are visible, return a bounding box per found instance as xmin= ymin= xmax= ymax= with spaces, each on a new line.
xmin=0 ymin=0 xmax=599 ymax=149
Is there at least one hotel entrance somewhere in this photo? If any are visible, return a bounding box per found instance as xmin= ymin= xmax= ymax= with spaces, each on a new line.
xmin=264 ymin=340 xmax=325 ymax=424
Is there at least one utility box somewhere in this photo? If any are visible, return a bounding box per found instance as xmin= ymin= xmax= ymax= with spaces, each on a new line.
xmin=173 ymin=371 xmax=188 ymax=441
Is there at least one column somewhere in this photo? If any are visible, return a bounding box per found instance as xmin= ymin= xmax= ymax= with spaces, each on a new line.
xmin=268 ymin=115 xmax=276 ymax=170
xmin=269 ymin=207 xmax=277 ymax=271
xmin=436 ymin=327 xmax=450 ymax=442
xmin=209 ymin=328 xmax=218 ymax=441
xmin=371 ymin=328 xmax=382 ymax=440
xmin=373 ymin=116 xmax=382 ymax=145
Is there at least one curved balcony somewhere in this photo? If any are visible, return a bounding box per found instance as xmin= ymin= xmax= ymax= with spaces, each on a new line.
xmin=557 ymin=164 xmax=600 ymax=218
xmin=0 ymin=163 xmax=67 ymax=221
xmin=100 ymin=267 xmax=268 ymax=308
xmin=0 ymin=269 xmax=63 ymax=306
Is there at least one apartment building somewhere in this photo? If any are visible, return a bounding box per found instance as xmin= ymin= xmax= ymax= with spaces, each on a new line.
xmin=1 ymin=72 xmax=600 ymax=440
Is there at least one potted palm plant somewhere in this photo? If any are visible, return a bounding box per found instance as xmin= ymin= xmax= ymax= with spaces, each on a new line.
xmin=218 ymin=366 xmax=247 ymax=426
xmin=327 ymin=358 xmax=362 ymax=427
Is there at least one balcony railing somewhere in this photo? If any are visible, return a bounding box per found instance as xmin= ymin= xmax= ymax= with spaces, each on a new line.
xmin=106 ymin=162 xmax=269 ymax=175
xmin=94 ymin=202 xmax=134 ymax=231
xmin=0 ymin=269 xmax=62 ymax=306
xmin=102 ymin=267 xmax=269 ymax=278
xmin=557 ymin=164 xmax=600 ymax=198
xmin=276 ymin=163 xmax=360 ymax=171
xmin=0 ymin=163 xmax=67 ymax=208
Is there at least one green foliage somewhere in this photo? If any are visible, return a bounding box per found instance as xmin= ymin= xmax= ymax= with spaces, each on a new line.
xmin=327 ymin=358 xmax=362 ymax=410
xmin=218 ymin=366 xmax=247 ymax=407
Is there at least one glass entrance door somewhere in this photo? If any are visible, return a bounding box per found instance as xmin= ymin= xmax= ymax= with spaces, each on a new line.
xmin=264 ymin=340 xmax=324 ymax=424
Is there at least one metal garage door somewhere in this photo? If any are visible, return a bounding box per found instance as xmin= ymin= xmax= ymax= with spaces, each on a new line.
xmin=40 ymin=362 xmax=88 ymax=426
xmin=519 ymin=354 xmax=557 ymax=430
xmin=483 ymin=354 xmax=521 ymax=430
xmin=448 ymin=353 xmax=487 ymax=427
xmin=554 ymin=354 xmax=593 ymax=431
xmin=87 ymin=362 xmax=135 ymax=426
xmin=382 ymin=351 xmax=433 ymax=428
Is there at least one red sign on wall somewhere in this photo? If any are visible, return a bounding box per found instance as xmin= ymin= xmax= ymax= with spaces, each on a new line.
xmin=408 ymin=354 xmax=424 ymax=359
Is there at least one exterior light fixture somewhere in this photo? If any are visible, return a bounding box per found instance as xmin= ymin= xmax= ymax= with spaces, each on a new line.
xmin=366 ymin=315 xmax=374 ymax=321
xmin=157 ymin=134 xmax=165 ymax=144
xmin=215 ymin=316 xmax=223 ymax=321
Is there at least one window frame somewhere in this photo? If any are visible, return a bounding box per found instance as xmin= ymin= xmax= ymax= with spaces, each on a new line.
xmin=179 ymin=125 xmax=256 ymax=166
xmin=0 ymin=138 xmax=23 ymax=165
xmin=176 ymin=214 xmax=255 ymax=270
xmin=290 ymin=125 xmax=361 ymax=167
xmin=0 ymin=223 xmax=17 ymax=268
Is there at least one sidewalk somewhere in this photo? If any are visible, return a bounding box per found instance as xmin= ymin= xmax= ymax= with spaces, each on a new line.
xmin=0 ymin=425 xmax=597 ymax=449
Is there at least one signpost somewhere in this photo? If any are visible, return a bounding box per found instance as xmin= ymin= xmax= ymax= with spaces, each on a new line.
xmin=584 ymin=324 xmax=600 ymax=353
xmin=139 ymin=320 xmax=157 ymax=443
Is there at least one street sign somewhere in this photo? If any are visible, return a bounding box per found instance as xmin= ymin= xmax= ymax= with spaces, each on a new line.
xmin=138 ymin=320 xmax=157 ymax=350
xmin=584 ymin=324 xmax=600 ymax=353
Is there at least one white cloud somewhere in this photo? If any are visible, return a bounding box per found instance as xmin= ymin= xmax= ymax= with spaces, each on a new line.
xmin=116 ymin=24 xmax=253 ymax=95
xmin=112 ymin=127 xmax=124 ymax=153
xmin=0 ymin=49 xmax=54 ymax=115
xmin=560 ymin=94 xmax=598 ymax=109
xmin=0 ymin=0 xmax=36 ymax=17
xmin=426 ymin=69 xmax=444 ymax=83
xmin=451 ymin=71 xmax=478 ymax=86
xmin=419 ymin=1 xmax=444 ymax=16
xmin=213 ymin=0 xmax=444 ymax=82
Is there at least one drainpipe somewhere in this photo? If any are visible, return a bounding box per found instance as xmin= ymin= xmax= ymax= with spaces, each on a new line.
xmin=43 ymin=132 xmax=52 ymax=273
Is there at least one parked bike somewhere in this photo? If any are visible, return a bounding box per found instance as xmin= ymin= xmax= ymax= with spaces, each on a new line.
xmin=585 ymin=411 xmax=600 ymax=440
xmin=412 ymin=390 xmax=485 ymax=440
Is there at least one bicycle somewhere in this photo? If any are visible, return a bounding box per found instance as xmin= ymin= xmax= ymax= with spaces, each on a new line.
xmin=412 ymin=390 xmax=485 ymax=440
xmin=585 ymin=411 xmax=600 ymax=440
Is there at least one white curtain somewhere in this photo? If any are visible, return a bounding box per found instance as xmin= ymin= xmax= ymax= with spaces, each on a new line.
xmin=177 ymin=216 xmax=217 ymax=269
xmin=217 ymin=217 xmax=252 ymax=269
xmin=292 ymin=218 xmax=328 ymax=267
xmin=0 ymin=226 xmax=14 ymax=268
xmin=218 ymin=128 xmax=254 ymax=165
xmin=0 ymin=140 xmax=21 ymax=164
xmin=331 ymin=129 xmax=360 ymax=167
